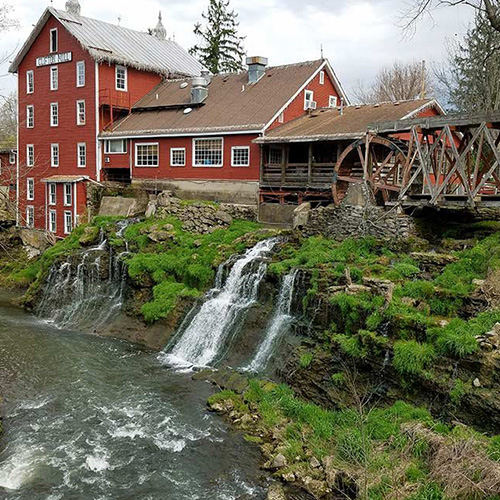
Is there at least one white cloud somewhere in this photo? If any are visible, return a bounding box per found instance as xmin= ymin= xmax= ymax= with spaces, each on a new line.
xmin=0 ymin=0 xmax=475 ymax=98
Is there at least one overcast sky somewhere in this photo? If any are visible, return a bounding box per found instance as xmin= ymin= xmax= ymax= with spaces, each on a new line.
xmin=0 ymin=0 xmax=475 ymax=100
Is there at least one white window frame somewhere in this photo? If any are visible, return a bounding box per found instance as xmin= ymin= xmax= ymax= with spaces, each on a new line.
xmin=27 ymin=178 xmax=34 ymax=201
xmin=77 ymin=143 xmax=86 ymax=168
xmin=49 ymin=209 xmax=57 ymax=233
xmin=192 ymin=137 xmax=224 ymax=168
xmin=319 ymin=70 xmax=325 ymax=85
xmin=50 ymin=66 xmax=58 ymax=91
xmin=26 ymin=206 xmax=34 ymax=228
xmin=329 ymin=95 xmax=338 ymax=108
xmin=51 ymin=143 xmax=59 ymax=167
xmin=135 ymin=142 xmax=159 ymax=167
xmin=231 ymin=146 xmax=250 ymax=167
xmin=64 ymin=210 xmax=73 ymax=235
xmin=278 ymin=112 xmax=284 ymax=124
xmin=26 ymin=105 xmax=34 ymax=128
xmin=50 ymin=28 xmax=58 ymax=53
xmin=64 ymin=183 xmax=72 ymax=207
xmin=9 ymin=152 xmax=15 ymax=165
xmin=48 ymin=183 xmax=56 ymax=206
xmin=304 ymin=90 xmax=314 ymax=110
xmin=26 ymin=144 xmax=34 ymax=167
xmin=115 ymin=65 xmax=128 ymax=91
xmin=76 ymin=61 xmax=85 ymax=87
xmin=26 ymin=70 xmax=34 ymax=94
xmin=104 ymin=139 xmax=127 ymax=154
xmin=170 ymin=147 xmax=186 ymax=167
xmin=50 ymin=102 xmax=59 ymax=127
xmin=76 ymin=100 xmax=86 ymax=125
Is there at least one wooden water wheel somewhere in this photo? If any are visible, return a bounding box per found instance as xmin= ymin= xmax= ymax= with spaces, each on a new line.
xmin=333 ymin=134 xmax=411 ymax=205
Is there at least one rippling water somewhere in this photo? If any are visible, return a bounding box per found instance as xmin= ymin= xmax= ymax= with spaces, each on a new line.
xmin=0 ymin=291 xmax=266 ymax=499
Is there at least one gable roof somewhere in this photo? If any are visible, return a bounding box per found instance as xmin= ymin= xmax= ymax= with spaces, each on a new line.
xmin=256 ymin=99 xmax=443 ymax=143
xmin=101 ymin=60 xmax=345 ymax=137
xmin=9 ymin=8 xmax=203 ymax=77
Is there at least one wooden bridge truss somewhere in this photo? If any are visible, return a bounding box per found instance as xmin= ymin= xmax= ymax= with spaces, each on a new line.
xmin=334 ymin=111 xmax=500 ymax=207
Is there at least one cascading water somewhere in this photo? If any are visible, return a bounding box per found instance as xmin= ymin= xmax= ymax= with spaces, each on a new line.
xmin=162 ymin=238 xmax=277 ymax=369
xmin=36 ymin=220 xmax=133 ymax=331
xmin=244 ymin=269 xmax=298 ymax=373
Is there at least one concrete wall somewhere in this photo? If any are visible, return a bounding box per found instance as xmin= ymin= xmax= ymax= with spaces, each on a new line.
xmin=132 ymin=179 xmax=259 ymax=205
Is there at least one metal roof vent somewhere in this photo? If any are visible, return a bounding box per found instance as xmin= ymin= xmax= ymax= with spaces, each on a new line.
xmin=65 ymin=0 xmax=81 ymax=15
xmin=246 ymin=56 xmax=268 ymax=84
xmin=184 ymin=108 xmax=193 ymax=115
xmin=191 ymin=76 xmax=209 ymax=104
xmin=180 ymin=82 xmax=188 ymax=89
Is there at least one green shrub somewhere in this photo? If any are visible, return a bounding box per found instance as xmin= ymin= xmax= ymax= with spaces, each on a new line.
xmin=488 ymin=436 xmax=500 ymax=462
xmin=330 ymin=372 xmax=345 ymax=386
xmin=334 ymin=334 xmax=367 ymax=359
xmin=335 ymin=428 xmax=369 ymax=464
xmin=299 ymin=352 xmax=313 ymax=368
xmin=392 ymin=340 xmax=435 ymax=376
xmin=449 ymin=379 xmax=467 ymax=405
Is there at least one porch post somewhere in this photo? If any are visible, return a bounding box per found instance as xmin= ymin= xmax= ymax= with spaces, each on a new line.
xmin=307 ymin=143 xmax=313 ymax=185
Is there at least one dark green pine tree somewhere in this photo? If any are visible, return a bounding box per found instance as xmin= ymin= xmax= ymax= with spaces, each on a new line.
xmin=189 ymin=0 xmax=246 ymax=74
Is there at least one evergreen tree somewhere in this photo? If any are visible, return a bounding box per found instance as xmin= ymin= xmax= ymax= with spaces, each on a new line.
xmin=436 ymin=11 xmax=500 ymax=111
xmin=190 ymin=0 xmax=245 ymax=74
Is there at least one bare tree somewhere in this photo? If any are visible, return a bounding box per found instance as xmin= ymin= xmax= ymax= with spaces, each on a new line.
xmin=0 ymin=92 xmax=16 ymax=145
xmin=352 ymin=61 xmax=433 ymax=104
xmin=434 ymin=10 xmax=500 ymax=111
xmin=400 ymin=0 xmax=500 ymax=35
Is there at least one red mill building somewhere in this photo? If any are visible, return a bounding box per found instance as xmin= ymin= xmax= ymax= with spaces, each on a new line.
xmin=10 ymin=0 xmax=347 ymax=237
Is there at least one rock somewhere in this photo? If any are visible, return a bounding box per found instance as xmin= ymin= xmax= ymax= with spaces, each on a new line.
xmin=473 ymin=378 xmax=481 ymax=388
xmin=147 ymin=230 xmax=174 ymax=243
xmin=272 ymin=453 xmax=287 ymax=469
xmin=266 ymin=483 xmax=286 ymax=500
xmin=363 ymin=277 xmax=394 ymax=304
xmin=322 ymin=456 xmax=338 ymax=489
xmin=193 ymin=239 xmax=202 ymax=247
xmin=282 ymin=472 xmax=296 ymax=482
xmin=78 ymin=226 xmax=100 ymax=246
xmin=239 ymin=413 xmax=254 ymax=428
xmin=157 ymin=190 xmax=176 ymax=207
xmin=214 ymin=210 xmax=233 ymax=225
xmin=304 ymin=477 xmax=330 ymax=498
xmin=310 ymin=456 xmax=321 ymax=469
xmin=439 ymin=319 xmax=450 ymax=327
xmin=145 ymin=201 xmax=157 ymax=218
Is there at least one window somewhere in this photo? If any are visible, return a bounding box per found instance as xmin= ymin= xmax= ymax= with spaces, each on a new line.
xmin=48 ymin=183 xmax=56 ymax=205
xmin=304 ymin=90 xmax=314 ymax=110
xmin=104 ymin=139 xmax=126 ymax=154
xmin=64 ymin=183 xmax=72 ymax=206
xmin=49 ymin=210 xmax=57 ymax=233
xmin=231 ymin=146 xmax=250 ymax=167
xmin=50 ymin=28 xmax=58 ymax=53
xmin=135 ymin=143 xmax=159 ymax=167
xmin=26 ymin=70 xmax=34 ymax=94
xmin=269 ymin=146 xmax=283 ymax=165
xmin=76 ymin=100 xmax=85 ymax=125
xmin=9 ymin=152 xmax=15 ymax=164
xmin=170 ymin=148 xmax=186 ymax=167
xmin=50 ymin=103 xmax=59 ymax=127
xmin=77 ymin=143 xmax=86 ymax=168
xmin=26 ymin=145 xmax=34 ymax=167
xmin=76 ymin=61 xmax=85 ymax=87
xmin=26 ymin=105 xmax=34 ymax=128
xmin=193 ymin=138 xmax=223 ymax=167
xmin=278 ymin=112 xmax=284 ymax=124
xmin=329 ymin=95 xmax=338 ymax=108
xmin=319 ymin=71 xmax=325 ymax=85
xmin=27 ymin=178 xmax=34 ymax=201
xmin=51 ymin=144 xmax=59 ymax=167
xmin=64 ymin=211 xmax=73 ymax=234
xmin=26 ymin=206 xmax=34 ymax=228
xmin=50 ymin=66 xmax=58 ymax=90
xmin=115 ymin=65 xmax=127 ymax=91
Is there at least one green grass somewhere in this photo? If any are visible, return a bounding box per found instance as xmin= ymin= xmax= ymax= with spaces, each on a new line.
xmin=392 ymin=340 xmax=435 ymax=377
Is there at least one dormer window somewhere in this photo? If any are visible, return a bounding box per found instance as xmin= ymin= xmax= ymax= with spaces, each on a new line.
xmin=115 ymin=66 xmax=127 ymax=91
xmin=50 ymin=28 xmax=58 ymax=53
xmin=304 ymin=90 xmax=315 ymax=110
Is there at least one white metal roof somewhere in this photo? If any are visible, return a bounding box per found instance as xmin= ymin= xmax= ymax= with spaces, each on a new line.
xmin=9 ymin=8 xmax=204 ymax=78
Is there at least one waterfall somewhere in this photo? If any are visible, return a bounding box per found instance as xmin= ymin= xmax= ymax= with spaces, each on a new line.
xmin=244 ymin=269 xmax=298 ymax=373
xmin=162 ymin=238 xmax=277 ymax=369
xmin=36 ymin=220 xmax=132 ymax=331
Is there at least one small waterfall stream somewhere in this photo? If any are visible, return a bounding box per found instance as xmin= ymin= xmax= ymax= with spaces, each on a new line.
xmin=36 ymin=220 xmax=133 ymax=331
xmin=244 ymin=269 xmax=298 ymax=373
xmin=162 ymin=238 xmax=277 ymax=369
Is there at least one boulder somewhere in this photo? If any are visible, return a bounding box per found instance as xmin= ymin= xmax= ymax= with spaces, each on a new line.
xmin=272 ymin=453 xmax=288 ymax=469
xmin=79 ymin=226 xmax=100 ymax=246
xmin=145 ymin=201 xmax=157 ymax=218
xmin=266 ymin=483 xmax=287 ymax=500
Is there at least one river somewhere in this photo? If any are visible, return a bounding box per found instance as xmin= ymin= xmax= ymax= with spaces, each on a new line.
xmin=0 ymin=291 xmax=266 ymax=499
